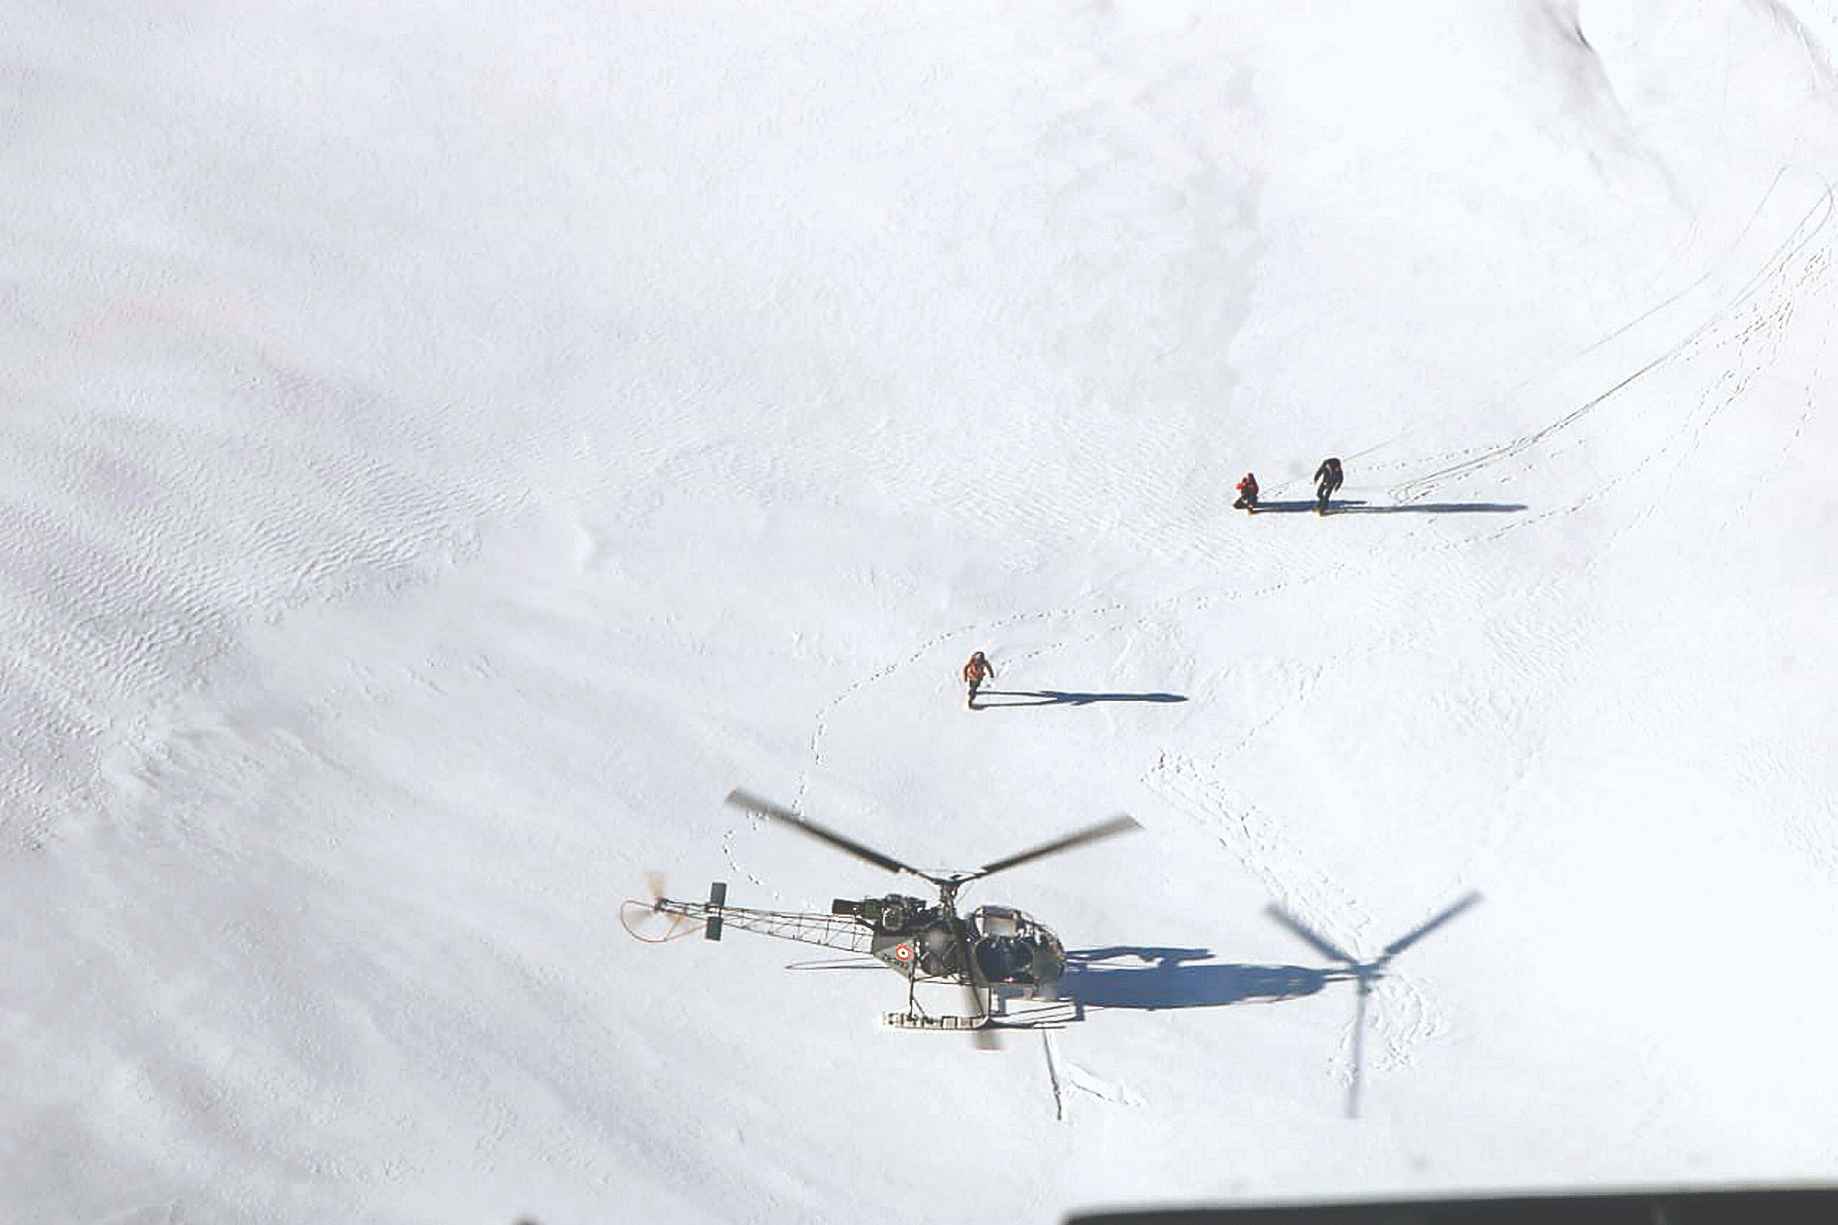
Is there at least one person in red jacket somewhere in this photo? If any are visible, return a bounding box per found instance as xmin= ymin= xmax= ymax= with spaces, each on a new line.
xmin=962 ymin=651 xmax=996 ymax=709
xmin=1233 ymin=472 xmax=1260 ymax=512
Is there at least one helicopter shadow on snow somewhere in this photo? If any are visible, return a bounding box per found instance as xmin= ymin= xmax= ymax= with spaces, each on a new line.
xmin=1246 ymin=499 xmax=1527 ymax=515
xmin=997 ymin=946 xmax=1339 ymax=1024
xmin=972 ymin=690 xmax=1189 ymax=709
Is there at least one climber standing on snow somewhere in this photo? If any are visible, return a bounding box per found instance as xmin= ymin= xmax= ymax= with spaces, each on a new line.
xmin=1314 ymin=456 xmax=1344 ymax=514
xmin=962 ymin=650 xmax=996 ymax=710
xmin=1233 ymin=471 xmax=1260 ymax=512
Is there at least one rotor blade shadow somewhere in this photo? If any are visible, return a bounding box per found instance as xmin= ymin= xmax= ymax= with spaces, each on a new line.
xmin=1264 ymin=904 xmax=1357 ymax=966
xmin=1383 ymin=890 xmax=1483 ymax=957
xmin=973 ymin=690 xmax=1188 ymax=708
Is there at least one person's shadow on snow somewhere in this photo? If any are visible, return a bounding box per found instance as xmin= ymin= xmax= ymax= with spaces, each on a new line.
xmin=972 ymin=690 xmax=1187 ymax=709
xmin=1246 ymin=499 xmax=1527 ymax=515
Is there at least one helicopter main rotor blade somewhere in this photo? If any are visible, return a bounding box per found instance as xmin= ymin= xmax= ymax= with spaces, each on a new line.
xmin=970 ymin=814 xmax=1141 ymax=881
xmin=725 ymin=789 xmax=922 ymax=879
xmin=1263 ymin=903 xmax=1358 ymax=967
xmin=953 ymin=918 xmax=1001 ymax=1051
xmin=1380 ymin=891 xmax=1483 ymax=960
xmin=969 ymin=988 xmax=1000 ymax=1050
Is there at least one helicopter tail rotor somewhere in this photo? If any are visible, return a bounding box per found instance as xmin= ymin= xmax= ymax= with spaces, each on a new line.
xmin=619 ymin=872 xmax=698 ymax=943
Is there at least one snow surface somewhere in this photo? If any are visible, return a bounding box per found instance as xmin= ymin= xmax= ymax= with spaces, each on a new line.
xmin=5 ymin=2 xmax=1838 ymax=1222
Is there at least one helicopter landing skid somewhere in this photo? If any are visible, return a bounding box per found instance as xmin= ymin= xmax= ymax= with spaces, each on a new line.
xmin=884 ymin=1011 xmax=987 ymax=1032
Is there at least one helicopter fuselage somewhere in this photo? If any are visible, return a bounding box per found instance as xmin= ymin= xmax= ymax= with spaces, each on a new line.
xmin=629 ymin=791 xmax=1140 ymax=1036
xmin=831 ymin=894 xmax=1065 ymax=990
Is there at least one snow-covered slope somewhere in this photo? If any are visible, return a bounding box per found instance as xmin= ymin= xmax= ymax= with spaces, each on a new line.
xmin=5 ymin=3 xmax=1837 ymax=1222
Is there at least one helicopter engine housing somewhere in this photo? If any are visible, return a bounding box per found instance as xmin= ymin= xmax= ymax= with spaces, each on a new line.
xmin=833 ymin=893 xmax=933 ymax=936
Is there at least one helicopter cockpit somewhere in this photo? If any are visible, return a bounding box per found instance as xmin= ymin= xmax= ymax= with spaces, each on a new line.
xmin=969 ymin=905 xmax=1066 ymax=987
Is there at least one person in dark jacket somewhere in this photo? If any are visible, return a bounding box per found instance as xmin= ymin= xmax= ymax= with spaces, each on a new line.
xmin=1233 ymin=472 xmax=1260 ymax=512
xmin=1314 ymin=457 xmax=1344 ymax=513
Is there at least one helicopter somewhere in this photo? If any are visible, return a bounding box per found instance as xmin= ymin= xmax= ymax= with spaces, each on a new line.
xmin=621 ymin=788 xmax=1141 ymax=1048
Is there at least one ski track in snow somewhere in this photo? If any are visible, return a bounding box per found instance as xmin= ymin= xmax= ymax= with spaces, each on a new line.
xmin=779 ymin=168 xmax=1835 ymax=863
xmin=1041 ymin=1032 xmax=1141 ymax=1122
xmin=1390 ymin=168 xmax=1835 ymax=505
xmin=1042 ymin=1032 xmax=1067 ymax=1122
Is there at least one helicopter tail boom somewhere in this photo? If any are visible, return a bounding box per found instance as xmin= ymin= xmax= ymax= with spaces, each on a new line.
xmin=628 ymin=885 xmax=879 ymax=957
